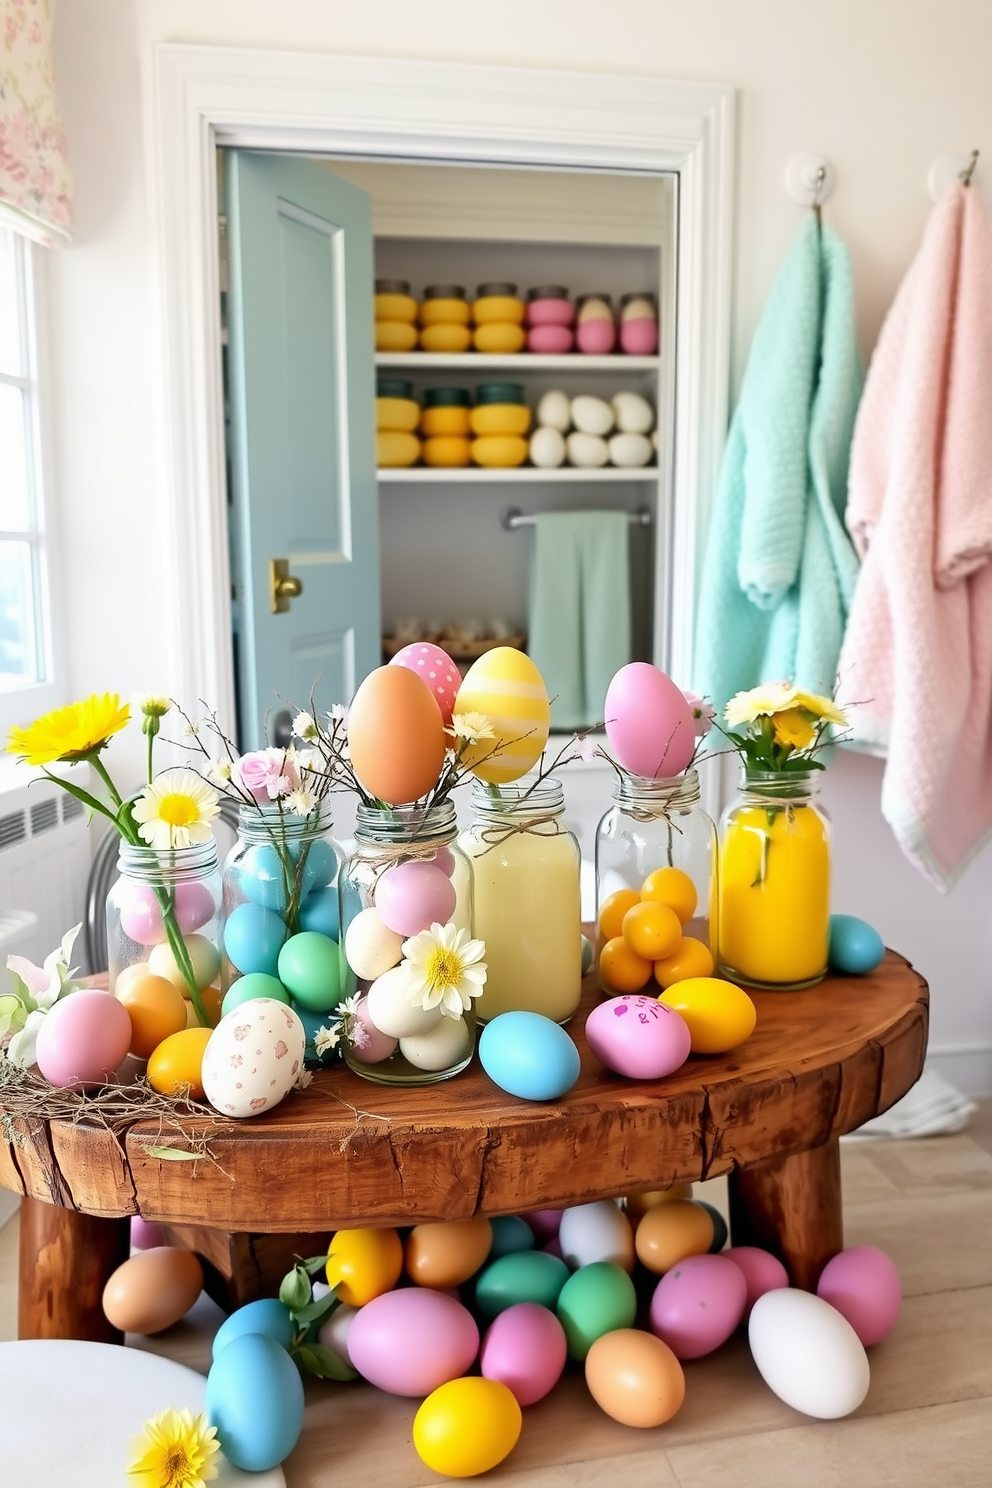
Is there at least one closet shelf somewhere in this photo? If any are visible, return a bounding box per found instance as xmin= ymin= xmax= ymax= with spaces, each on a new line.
xmin=377 ymin=466 xmax=658 ymax=483
xmin=375 ymin=353 xmax=661 ymax=373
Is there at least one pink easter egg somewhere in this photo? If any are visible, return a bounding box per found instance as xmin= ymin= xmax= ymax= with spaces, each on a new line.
xmin=543 ymin=1237 xmax=563 ymax=1259
xmin=724 ymin=1246 xmax=790 ymax=1317
xmin=523 ymin=1209 xmax=563 ymax=1242
xmin=131 ymin=1216 xmax=166 ymax=1250
xmin=604 ymin=663 xmax=696 ymax=778
xmin=432 ymin=846 xmax=456 ymax=878
xmin=118 ymin=883 xmax=168 ymax=946
xmin=34 ymin=990 xmax=132 ymax=1089
xmin=480 ymin=1302 xmax=568 ymax=1405
xmin=374 ymin=860 xmax=457 ymax=938
xmin=576 ymin=319 xmax=616 ymax=355
xmin=347 ymin=1288 xmax=479 ymax=1396
xmin=816 ymin=1245 xmax=902 ymax=1346
xmin=527 ymin=324 xmax=574 ymax=354
xmin=389 ymin=642 xmax=462 ymax=728
xmin=174 ymin=880 xmax=217 ymax=935
xmin=619 ymin=316 xmax=659 ymax=355
xmin=649 ymin=1253 xmax=747 ymax=1359
xmin=347 ymin=996 xmax=399 ymax=1065
xmin=585 ymin=995 xmax=691 ymax=1080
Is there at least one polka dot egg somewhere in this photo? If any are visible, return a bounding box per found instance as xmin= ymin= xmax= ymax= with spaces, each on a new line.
xmin=201 ymin=998 xmax=306 ymax=1118
xmin=390 ymin=642 xmax=461 ymax=727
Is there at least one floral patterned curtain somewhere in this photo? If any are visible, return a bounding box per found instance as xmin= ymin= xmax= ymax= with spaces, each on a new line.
xmin=0 ymin=0 xmax=73 ymax=245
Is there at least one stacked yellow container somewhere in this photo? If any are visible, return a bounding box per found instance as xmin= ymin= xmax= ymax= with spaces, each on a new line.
xmin=419 ymin=285 xmax=472 ymax=353
xmin=374 ymin=279 xmax=419 ymax=353
xmin=376 ymin=379 xmax=421 ymax=468
xmin=471 ymin=282 xmax=526 ymax=354
xmin=470 ymin=383 xmax=531 ymax=468
xmin=421 ymin=388 xmax=472 ymax=467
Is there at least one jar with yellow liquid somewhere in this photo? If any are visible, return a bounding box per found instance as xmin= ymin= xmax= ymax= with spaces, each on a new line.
xmin=717 ymin=769 xmax=830 ymax=991
xmin=461 ymin=776 xmax=582 ymax=1024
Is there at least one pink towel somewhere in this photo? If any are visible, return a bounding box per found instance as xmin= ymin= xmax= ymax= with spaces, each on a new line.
xmin=837 ymin=182 xmax=992 ymax=888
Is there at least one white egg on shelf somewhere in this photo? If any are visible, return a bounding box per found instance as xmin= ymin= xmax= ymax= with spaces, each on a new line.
xmin=608 ymin=431 xmax=653 ymax=468
xmin=566 ymin=431 xmax=610 ymax=468
xmin=570 ymin=394 xmax=615 ymax=437
xmin=535 ymin=389 xmax=572 ymax=432
xmin=529 ymin=426 xmax=567 ymax=468
xmin=612 ymin=391 xmax=655 ymax=434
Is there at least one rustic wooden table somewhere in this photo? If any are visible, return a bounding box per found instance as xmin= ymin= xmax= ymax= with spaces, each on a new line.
xmin=2 ymin=952 xmax=927 ymax=1344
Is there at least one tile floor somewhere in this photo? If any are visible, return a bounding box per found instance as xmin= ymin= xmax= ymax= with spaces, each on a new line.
xmin=1 ymin=1105 xmax=991 ymax=1486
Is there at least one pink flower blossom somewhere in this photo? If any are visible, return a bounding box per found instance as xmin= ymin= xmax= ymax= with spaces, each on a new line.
xmin=235 ymin=748 xmax=300 ymax=802
xmin=682 ymin=691 xmax=716 ymax=737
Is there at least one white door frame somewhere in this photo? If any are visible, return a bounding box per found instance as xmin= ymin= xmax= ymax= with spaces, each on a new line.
xmin=150 ymin=44 xmax=735 ymax=730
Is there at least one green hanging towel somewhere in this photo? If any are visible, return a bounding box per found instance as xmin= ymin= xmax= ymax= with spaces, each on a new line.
xmin=693 ymin=214 xmax=863 ymax=713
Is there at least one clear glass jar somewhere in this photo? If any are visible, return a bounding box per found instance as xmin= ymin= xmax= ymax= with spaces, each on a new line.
xmin=595 ymin=768 xmax=717 ymax=987
xmin=461 ymin=777 xmax=582 ymax=1024
xmin=107 ymin=840 xmax=224 ymax=1028
xmin=338 ymin=801 xmax=475 ymax=1085
xmin=717 ymin=769 xmax=831 ymax=991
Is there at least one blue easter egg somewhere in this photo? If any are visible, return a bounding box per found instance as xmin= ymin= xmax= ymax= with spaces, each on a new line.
xmin=488 ymin=1215 xmax=536 ymax=1260
xmin=293 ymin=838 xmax=338 ymax=895
xmin=829 ymin=914 xmax=885 ymax=975
xmin=278 ymin=930 xmax=343 ymax=1012
xmin=223 ymin=903 xmax=287 ymax=977
xmin=221 ymin=972 xmax=290 ymax=1017
xmin=206 ymin=1331 xmax=304 ymax=1471
xmin=478 ymin=1011 xmax=581 ymax=1101
xmin=236 ymin=844 xmax=290 ymax=912
xmin=299 ymin=885 xmax=340 ymax=940
xmin=212 ymin=1298 xmax=295 ymax=1360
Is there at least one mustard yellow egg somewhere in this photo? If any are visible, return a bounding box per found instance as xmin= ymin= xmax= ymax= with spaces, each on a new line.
xmin=146 ymin=1027 xmax=212 ymax=1099
xmin=453 ymin=648 xmax=550 ymax=783
xmin=413 ymin=1377 xmax=522 ymax=1477
xmin=657 ymin=976 xmax=757 ymax=1054
xmin=347 ymin=665 xmax=447 ymax=805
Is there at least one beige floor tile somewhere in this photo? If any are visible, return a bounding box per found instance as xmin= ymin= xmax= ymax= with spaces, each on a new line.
xmin=966 ymin=1098 xmax=992 ymax=1157
xmin=838 ymin=1142 xmax=905 ymax=1204
xmin=861 ymin=1132 xmax=992 ymax=1198
xmin=665 ymin=1398 xmax=992 ymax=1488
xmin=863 ymin=1286 xmax=992 ymax=1414
xmin=843 ymin=1188 xmax=992 ymax=1295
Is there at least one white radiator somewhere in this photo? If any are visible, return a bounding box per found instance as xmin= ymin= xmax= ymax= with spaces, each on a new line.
xmin=0 ymin=778 xmax=92 ymax=990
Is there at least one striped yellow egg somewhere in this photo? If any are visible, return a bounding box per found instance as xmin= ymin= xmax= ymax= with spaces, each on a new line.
xmin=453 ymin=648 xmax=550 ymax=783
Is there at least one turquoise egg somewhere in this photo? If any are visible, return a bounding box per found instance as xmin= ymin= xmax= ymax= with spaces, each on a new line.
xmin=829 ymin=914 xmax=885 ymax=974
xmin=488 ymin=1215 xmax=536 ymax=1260
xmin=206 ymin=1331 xmax=304 ymax=1471
xmin=556 ymin=1261 xmax=637 ymax=1360
xmin=698 ymin=1200 xmax=729 ymax=1253
xmin=212 ymin=1298 xmax=295 ymax=1360
xmin=476 ymin=1251 xmax=570 ymax=1317
xmin=479 ymin=1011 xmax=581 ymax=1101
xmin=221 ymin=972 xmax=290 ymax=1017
xmin=278 ymin=931 xmax=343 ymax=1012
xmin=223 ymin=903 xmax=287 ymax=977
xmin=236 ymin=844 xmax=290 ymax=912
xmin=299 ymin=885 xmax=340 ymax=940
xmin=293 ymin=838 xmax=338 ymax=895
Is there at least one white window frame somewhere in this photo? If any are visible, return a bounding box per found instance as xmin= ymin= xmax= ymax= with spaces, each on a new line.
xmin=0 ymin=229 xmax=62 ymax=739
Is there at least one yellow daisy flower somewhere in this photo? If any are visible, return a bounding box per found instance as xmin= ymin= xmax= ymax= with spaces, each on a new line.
xmin=6 ymin=692 xmax=130 ymax=766
xmin=127 ymin=1407 xmax=219 ymax=1488
xmin=770 ymin=708 xmax=817 ymax=751
xmin=448 ymin=712 xmax=496 ymax=744
xmin=791 ymin=689 xmax=849 ymax=727
xmin=132 ymin=770 xmax=221 ymax=849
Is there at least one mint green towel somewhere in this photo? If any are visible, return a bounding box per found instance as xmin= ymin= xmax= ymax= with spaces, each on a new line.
xmin=694 ymin=214 xmax=863 ymax=712
xmin=528 ymin=510 xmax=632 ymax=730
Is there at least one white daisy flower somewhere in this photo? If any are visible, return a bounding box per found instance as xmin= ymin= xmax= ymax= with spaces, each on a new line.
xmin=131 ymin=770 xmax=221 ymax=850
xmin=448 ymin=712 xmax=495 ymax=744
xmin=400 ymin=922 xmax=487 ymax=1018
xmin=293 ymin=711 xmax=319 ymax=741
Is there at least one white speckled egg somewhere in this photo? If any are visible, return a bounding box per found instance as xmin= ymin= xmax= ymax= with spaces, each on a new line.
xmin=201 ymin=998 xmax=306 ymax=1118
xmin=400 ymin=1015 xmax=473 ymax=1071
xmin=529 ymin=427 xmax=566 ymax=468
xmin=536 ymin=390 xmax=572 ymax=432
xmin=566 ymin=432 xmax=609 ymax=468
xmin=366 ymin=965 xmax=445 ymax=1039
xmin=612 ymin=392 xmax=655 ymax=434
xmin=608 ymin=432 xmax=653 ymax=468
xmin=344 ymin=906 xmax=405 ymax=981
xmin=570 ymin=395 xmax=614 ymax=437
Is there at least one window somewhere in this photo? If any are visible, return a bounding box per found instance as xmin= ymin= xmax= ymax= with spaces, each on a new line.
xmin=0 ymin=226 xmax=56 ymax=734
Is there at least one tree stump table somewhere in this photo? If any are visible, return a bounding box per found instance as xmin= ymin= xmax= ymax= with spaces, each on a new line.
xmin=1 ymin=951 xmax=928 ymax=1343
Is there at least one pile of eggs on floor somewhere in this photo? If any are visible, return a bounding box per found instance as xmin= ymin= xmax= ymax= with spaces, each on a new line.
xmin=104 ymin=1195 xmax=902 ymax=1477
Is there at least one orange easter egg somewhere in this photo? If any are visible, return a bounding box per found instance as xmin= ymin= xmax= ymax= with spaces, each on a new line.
xmin=347 ymin=665 xmax=447 ymax=805
xmin=116 ymin=972 xmax=187 ymax=1059
xmin=653 ymin=936 xmax=715 ymax=989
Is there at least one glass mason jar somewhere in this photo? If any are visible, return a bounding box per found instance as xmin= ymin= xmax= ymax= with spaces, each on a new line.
xmin=107 ymin=840 xmax=224 ymax=1028
xmin=595 ymin=768 xmax=717 ymax=990
xmin=338 ymin=801 xmax=475 ymax=1085
xmin=461 ymin=777 xmax=582 ymax=1024
xmin=717 ymin=769 xmax=831 ymax=991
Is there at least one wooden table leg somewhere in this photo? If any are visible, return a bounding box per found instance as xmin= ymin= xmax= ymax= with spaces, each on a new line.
xmin=18 ymin=1196 xmax=131 ymax=1342
xmin=728 ymin=1139 xmax=843 ymax=1291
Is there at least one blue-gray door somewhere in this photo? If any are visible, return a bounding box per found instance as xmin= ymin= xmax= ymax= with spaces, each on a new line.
xmin=225 ymin=151 xmax=380 ymax=748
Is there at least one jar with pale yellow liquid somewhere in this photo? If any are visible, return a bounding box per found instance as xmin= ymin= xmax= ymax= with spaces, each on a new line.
xmin=461 ymin=776 xmax=582 ymax=1024
xmin=717 ymin=769 xmax=830 ymax=991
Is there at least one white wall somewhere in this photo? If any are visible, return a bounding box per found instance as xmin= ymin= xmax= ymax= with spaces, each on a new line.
xmin=45 ymin=0 xmax=992 ymax=1090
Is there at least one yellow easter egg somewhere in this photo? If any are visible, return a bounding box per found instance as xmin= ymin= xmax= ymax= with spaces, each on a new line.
xmin=453 ymin=647 xmax=550 ymax=783
xmin=657 ymin=976 xmax=756 ymax=1054
xmin=413 ymin=1377 xmax=522 ymax=1477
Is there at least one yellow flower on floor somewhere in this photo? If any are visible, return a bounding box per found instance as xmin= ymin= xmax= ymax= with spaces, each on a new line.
xmin=132 ymin=770 xmax=221 ymax=849
xmin=401 ymin=921 xmax=488 ymax=1017
xmin=770 ymin=708 xmax=817 ymax=751
xmin=6 ymin=692 xmax=130 ymax=765
xmin=127 ymin=1407 xmax=219 ymax=1488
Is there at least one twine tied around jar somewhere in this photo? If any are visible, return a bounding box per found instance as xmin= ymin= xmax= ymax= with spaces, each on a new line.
xmin=475 ymin=812 xmax=566 ymax=855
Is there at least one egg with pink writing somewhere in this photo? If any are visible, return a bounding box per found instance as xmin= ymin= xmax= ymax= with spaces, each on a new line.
xmin=649 ymin=1254 xmax=747 ymax=1358
xmin=480 ymin=1302 xmax=568 ymax=1405
xmin=604 ymin=663 xmax=696 ymax=778
xmin=390 ymin=642 xmax=462 ymax=728
xmin=201 ymin=998 xmax=305 ymax=1118
xmin=347 ymin=1288 xmax=479 ymax=1396
xmin=585 ymin=995 xmax=691 ymax=1080
xmin=35 ymin=990 xmax=132 ymax=1089
xmin=374 ymin=860 xmax=456 ymax=938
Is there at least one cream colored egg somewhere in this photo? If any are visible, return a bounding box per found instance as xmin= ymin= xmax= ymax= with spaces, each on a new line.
xmin=529 ymin=426 xmax=566 ymax=468
xmin=608 ymin=432 xmax=653 ymax=468
xmin=148 ymin=934 xmax=220 ymax=995
xmin=612 ymin=391 xmax=655 ymax=434
xmin=344 ymin=906 xmax=405 ymax=981
xmin=559 ymin=1200 xmax=635 ymax=1272
xmin=201 ymin=997 xmax=306 ymax=1118
xmin=366 ymin=965 xmax=445 ymax=1039
xmin=566 ymin=431 xmax=609 ymax=468
xmin=400 ymin=1015 xmax=473 ymax=1071
xmin=453 ymin=647 xmax=551 ymax=785
xmin=536 ymin=389 xmax=572 ymax=432
xmin=570 ymin=395 xmax=615 ymax=437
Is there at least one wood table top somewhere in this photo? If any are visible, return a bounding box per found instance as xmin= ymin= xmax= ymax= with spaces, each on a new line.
xmin=0 ymin=953 xmax=927 ymax=1232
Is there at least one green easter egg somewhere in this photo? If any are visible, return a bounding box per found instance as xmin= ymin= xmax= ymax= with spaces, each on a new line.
xmin=475 ymin=1251 xmax=569 ymax=1317
xmin=221 ymin=973 xmax=291 ymax=1017
xmin=277 ymin=931 xmax=343 ymax=1013
xmin=556 ymin=1261 xmax=637 ymax=1360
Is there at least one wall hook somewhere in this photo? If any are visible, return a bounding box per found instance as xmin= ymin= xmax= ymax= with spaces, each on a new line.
xmin=785 ymin=153 xmax=836 ymax=209
xmin=960 ymin=148 xmax=980 ymax=186
xmin=929 ymin=151 xmax=982 ymax=201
